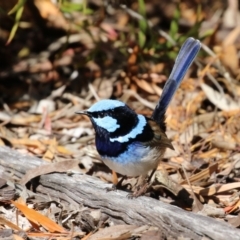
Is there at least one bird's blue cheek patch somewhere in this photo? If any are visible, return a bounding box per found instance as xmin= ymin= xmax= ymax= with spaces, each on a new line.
xmin=93 ymin=116 xmax=120 ymax=132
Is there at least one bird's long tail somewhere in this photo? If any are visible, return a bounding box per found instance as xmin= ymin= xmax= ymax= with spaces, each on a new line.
xmin=151 ymin=37 xmax=201 ymax=129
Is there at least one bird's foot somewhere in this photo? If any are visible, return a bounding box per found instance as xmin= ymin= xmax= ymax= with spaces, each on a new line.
xmin=106 ymin=183 xmax=132 ymax=192
xmin=127 ymin=182 xmax=149 ymax=199
xmin=106 ymin=184 xmax=117 ymax=192
xmin=106 ymin=176 xmax=131 ymax=192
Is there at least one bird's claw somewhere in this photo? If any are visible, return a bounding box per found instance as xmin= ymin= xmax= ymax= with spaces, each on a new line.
xmin=127 ymin=182 xmax=149 ymax=198
xmin=105 ymin=184 xmax=117 ymax=192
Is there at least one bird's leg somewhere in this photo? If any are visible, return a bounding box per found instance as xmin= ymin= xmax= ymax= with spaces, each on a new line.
xmin=115 ymin=175 xmax=127 ymax=189
xmin=128 ymin=169 xmax=156 ymax=198
xmin=106 ymin=175 xmax=128 ymax=191
xmin=147 ymin=168 xmax=156 ymax=183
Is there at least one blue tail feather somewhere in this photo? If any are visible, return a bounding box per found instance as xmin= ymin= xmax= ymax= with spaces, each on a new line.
xmin=152 ymin=37 xmax=201 ymax=126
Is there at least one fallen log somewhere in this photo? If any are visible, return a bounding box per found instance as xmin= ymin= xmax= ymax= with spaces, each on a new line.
xmin=0 ymin=146 xmax=239 ymax=239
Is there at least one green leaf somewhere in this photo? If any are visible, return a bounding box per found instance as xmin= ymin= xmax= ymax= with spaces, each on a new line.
xmin=60 ymin=2 xmax=83 ymax=12
xmin=200 ymin=29 xmax=214 ymax=39
xmin=138 ymin=30 xmax=146 ymax=48
xmin=60 ymin=0 xmax=91 ymax=14
xmin=138 ymin=0 xmax=147 ymax=33
xmin=6 ymin=5 xmax=24 ymax=44
xmin=139 ymin=19 xmax=147 ymax=33
xmin=138 ymin=0 xmax=146 ymax=16
xmin=8 ymin=0 xmax=27 ymax=15
xmin=169 ymin=6 xmax=180 ymax=43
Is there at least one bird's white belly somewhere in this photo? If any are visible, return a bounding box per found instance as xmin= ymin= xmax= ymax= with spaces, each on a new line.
xmin=102 ymin=144 xmax=164 ymax=176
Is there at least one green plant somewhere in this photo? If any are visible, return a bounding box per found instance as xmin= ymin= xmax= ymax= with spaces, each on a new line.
xmin=7 ymin=0 xmax=27 ymax=44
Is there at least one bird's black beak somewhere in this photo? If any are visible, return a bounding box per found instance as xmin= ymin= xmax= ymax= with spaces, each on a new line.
xmin=75 ymin=110 xmax=89 ymax=116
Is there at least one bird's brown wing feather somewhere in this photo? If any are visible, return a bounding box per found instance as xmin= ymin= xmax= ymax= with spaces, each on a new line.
xmin=145 ymin=120 xmax=174 ymax=150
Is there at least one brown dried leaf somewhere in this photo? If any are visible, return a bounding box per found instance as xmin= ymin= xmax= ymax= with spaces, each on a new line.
xmin=88 ymin=225 xmax=138 ymax=240
xmin=222 ymin=26 xmax=240 ymax=46
xmin=12 ymin=201 xmax=67 ymax=233
xmin=43 ymin=138 xmax=57 ymax=161
xmin=13 ymin=234 xmax=25 ymax=240
xmin=19 ymin=160 xmax=83 ymax=185
xmin=56 ymin=145 xmax=72 ymax=155
xmin=0 ymin=138 xmax=5 ymax=146
xmin=10 ymin=139 xmax=46 ymax=152
xmin=128 ymin=46 xmax=138 ymax=65
xmin=197 ymin=148 xmax=226 ymax=159
xmin=133 ymin=78 xmax=155 ymax=94
xmin=220 ymin=44 xmax=239 ymax=75
xmin=211 ymin=135 xmax=236 ymax=150
xmin=216 ymin=183 xmax=240 ymax=194
xmin=11 ymin=115 xmax=42 ymax=125
xmin=180 ymin=163 xmax=218 ymax=185
xmin=141 ymin=230 xmax=163 ymax=240
xmin=33 ymin=0 xmax=71 ymax=31
xmin=201 ymin=83 xmax=239 ymax=111
xmin=94 ymin=78 xmax=114 ymax=99
xmin=155 ymin=170 xmax=183 ymax=196
xmin=0 ymin=216 xmax=22 ymax=231
xmin=225 ymin=199 xmax=240 ymax=214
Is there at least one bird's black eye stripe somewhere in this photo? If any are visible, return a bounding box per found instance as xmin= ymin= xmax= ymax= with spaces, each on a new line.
xmin=90 ymin=112 xmax=98 ymax=118
xmin=89 ymin=107 xmax=121 ymax=119
xmin=89 ymin=111 xmax=108 ymax=118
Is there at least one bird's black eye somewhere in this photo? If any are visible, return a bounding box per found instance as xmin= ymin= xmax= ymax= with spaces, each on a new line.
xmin=98 ymin=112 xmax=106 ymax=118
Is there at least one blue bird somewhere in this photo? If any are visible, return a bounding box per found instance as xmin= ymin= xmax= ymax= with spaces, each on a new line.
xmin=76 ymin=37 xmax=201 ymax=195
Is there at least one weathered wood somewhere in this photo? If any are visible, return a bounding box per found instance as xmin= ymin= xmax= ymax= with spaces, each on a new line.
xmin=0 ymin=146 xmax=239 ymax=239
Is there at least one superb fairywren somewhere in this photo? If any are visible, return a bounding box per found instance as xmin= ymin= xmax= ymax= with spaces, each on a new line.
xmin=76 ymin=38 xmax=201 ymax=182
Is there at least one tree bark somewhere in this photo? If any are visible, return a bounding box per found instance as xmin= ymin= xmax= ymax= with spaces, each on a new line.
xmin=0 ymin=146 xmax=239 ymax=240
